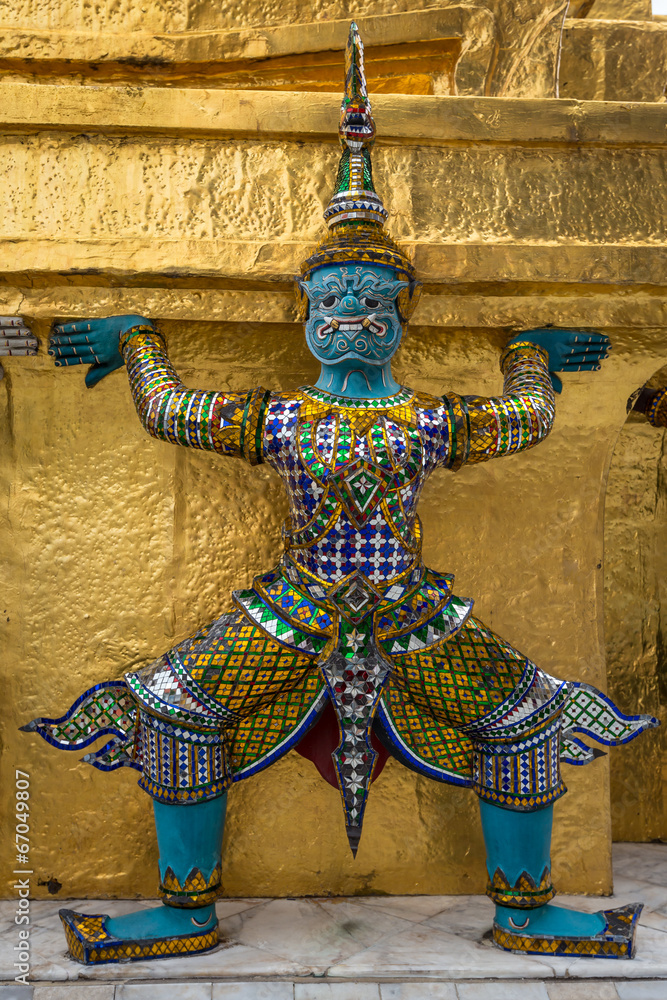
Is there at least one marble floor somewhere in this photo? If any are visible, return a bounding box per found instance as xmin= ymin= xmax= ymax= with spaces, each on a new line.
xmin=1 ymin=844 xmax=666 ymax=999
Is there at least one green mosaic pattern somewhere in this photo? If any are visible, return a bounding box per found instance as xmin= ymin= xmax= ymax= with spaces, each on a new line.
xmin=387 ymin=615 xmax=527 ymax=730
xmin=178 ymin=607 xmax=321 ymax=716
xmin=303 ymin=386 xmax=412 ymax=409
xmin=380 ymin=595 xmax=474 ymax=657
xmin=229 ymin=681 xmax=325 ymax=776
xmin=234 ymin=590 xmax=329 ymax=655
xmin=562 ymin=682 xmax=659 ymax=747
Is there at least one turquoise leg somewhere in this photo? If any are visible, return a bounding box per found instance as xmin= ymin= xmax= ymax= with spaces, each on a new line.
xmin=480 ymin=799 xmax=606 ymax=938
xmin=105 ymin=795 xmax=227 ymax=940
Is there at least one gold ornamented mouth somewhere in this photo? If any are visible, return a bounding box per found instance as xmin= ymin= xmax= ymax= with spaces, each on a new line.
xmin=317 ymin=315 xmax=387 ymax=338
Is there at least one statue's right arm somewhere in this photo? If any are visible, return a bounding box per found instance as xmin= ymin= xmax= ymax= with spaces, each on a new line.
xmin=49 ymin=315 xmax=269 ymax=464
xmin=630 ymin=385 xmax=667 ymax=428
xmin=436 ymin=330 xmax=609 ymax=471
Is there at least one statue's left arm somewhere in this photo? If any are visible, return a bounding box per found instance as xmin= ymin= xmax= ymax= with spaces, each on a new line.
xmin=443 ymin=329 xmax=610 ymax=469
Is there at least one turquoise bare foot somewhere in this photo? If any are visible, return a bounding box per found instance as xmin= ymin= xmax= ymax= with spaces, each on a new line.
xmin=496 ymin=901 xmax=606 ymax=937
xmin=60 ymin=903 xmax=218 ymax=965
xmin=493 ymin=901 xmax=643 ymax=959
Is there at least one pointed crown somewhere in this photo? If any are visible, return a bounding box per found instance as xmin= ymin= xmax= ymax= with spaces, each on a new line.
xmin=298 ymin=23 xmax=420 ymax=321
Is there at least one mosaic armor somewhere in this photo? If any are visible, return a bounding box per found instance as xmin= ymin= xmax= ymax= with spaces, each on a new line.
xmin=30 ymin=328 xmax=653 ymax=850
xmin=125 ymin=328 xmax=562 ymax=835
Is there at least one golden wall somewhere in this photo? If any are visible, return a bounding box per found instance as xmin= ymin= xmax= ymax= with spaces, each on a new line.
xmin=0 ymin=1 xmax=571 ymax=98
xmin=605 ymin=376 xmax=667 ymax=843
xmin=1 ymin=2 xmax=666 ymax=901
xmin=562 ymin=0 xmax=667 ymax=103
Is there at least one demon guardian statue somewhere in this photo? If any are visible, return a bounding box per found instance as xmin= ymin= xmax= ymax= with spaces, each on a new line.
xmin=24 ymin=24 xmax=657 ymax=965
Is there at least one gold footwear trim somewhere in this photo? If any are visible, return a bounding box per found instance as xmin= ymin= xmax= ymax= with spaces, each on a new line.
xmin=159 ymin=862 xmax=223 ymax=908
xmin=487 ymin=865 xmax=556 ymax=908
xmin=59 ymin=908 xmax=219 ymax=965
xmin=493 ymin=903 xmax=643 ymax=959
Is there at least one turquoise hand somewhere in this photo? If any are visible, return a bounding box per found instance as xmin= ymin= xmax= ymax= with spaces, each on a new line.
xmin=506 ymin=329 xmax=611 ymax=394
xmin=49 ymin=314 xmax=152 ymax=388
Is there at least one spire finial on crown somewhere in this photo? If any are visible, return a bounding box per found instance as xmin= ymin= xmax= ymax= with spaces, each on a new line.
xmin=323 ymin=22 xmax=388 ymax=230
xmin=340 ymin=21 xmax=373 ymax=150
xmin=298 ymin=22 xmax=421 ymax=320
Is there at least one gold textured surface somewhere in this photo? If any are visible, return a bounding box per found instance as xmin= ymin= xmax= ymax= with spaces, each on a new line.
xmin=2 ymin=132 xmax=662 ymax=245
xmin=1 ymin=85 xmax=666 ymax=296
xmin=0 ymin=12 xmax=474 ymax=95
xmin=605 ymin=388 xmax=667 ymax=842
xmin=1 ymin=0 xmax=666 ymax=902
xmin=561 ymin=18 xmax=667 ymax=103
xmin=7 ymin=81 xmax=667 ymax=143
xmin=581 ymin=1 xmax=652 ymax=18
xmin=0 ymin=2 xmax=570 ymax=98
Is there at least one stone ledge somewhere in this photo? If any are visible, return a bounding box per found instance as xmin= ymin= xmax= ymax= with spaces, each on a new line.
xmin=8 ymin=980 xmax=667 ymax=999
xmin=1 ymin=286 xmax=667 ymax=330
xmin=2 ymin=241 xmax=666 ymax=290
xmin=561 ymin=18 xmax=667 ymax=102
xmin=0 ymin=6 xmax=493 ymax=80
xmin=1 ymin=84 xmax=667 ymax=146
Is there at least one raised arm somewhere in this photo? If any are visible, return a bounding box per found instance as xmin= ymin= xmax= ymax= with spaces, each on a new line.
xmin=444 ymin=329 xmax=610 ymax=470
xmin=49 ymin=315 xmax=269 ymax=463
xmin=456 ymin=340 xmax=554 ymax=467
xmin=629 ymin=385 xmax=667 ymax=428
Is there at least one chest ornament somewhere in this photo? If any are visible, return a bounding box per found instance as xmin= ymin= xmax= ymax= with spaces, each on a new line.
xmin=329 ymin=458 xmax=394 ymax=528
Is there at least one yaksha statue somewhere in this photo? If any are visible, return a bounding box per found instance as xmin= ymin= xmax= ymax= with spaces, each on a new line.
xmin=25 ymin=23 xmax=658 ymax=966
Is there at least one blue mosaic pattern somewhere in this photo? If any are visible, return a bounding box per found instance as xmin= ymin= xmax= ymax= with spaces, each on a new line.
xmin=472 ymin=726 xmax=564 ymax=811
xmin=137 ymin=710 xmax=230 ymax=804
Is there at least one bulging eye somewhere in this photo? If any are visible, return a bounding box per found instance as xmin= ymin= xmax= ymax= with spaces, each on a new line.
xmin=321 ymin=295 xmax=337 ymax=308
xmin=363 ymin=297 xmax=380 ymax=308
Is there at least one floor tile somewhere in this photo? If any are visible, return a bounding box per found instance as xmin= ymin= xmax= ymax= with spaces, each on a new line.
xmin=231 ymin=898 xmax=414 ymax=972
xmin=422 ymin=895 xmax=495 ymax=942
xmin=211 ymin=985 xmax=294 ymax=999
xmin=380 ymin=985 xmax=458 ymax=999
xmin=611 ymin=877 xmax=667 ymax=915
xmin=546 ymin=984 xmax=619 ymax=999
xmin=116 ymin=985 xmax=212 ymax=1000
xmin=351 ymin=896 xmax=461 ymax=924
xmin=0 ymin=987 xmax=34 ymax=1000
xmin=215 ymin=901 xmax=265 ymax=921
xmin=33 ymin=989 xmax=115 ymax=1000
xmin=616 ymin=984 xmax=667 ymax=1000
xmin=613 ymin=844 xmax=667 ymax=886
xmin=456 ymin=984 xmax=550 ymax=1000
xmin=316 ymin=899 xmax=424 ymax=952
xmin=327 ymin=920 xmax=555 ymax=980
xmin=294 ymin=987 xmax=380 ymax=1000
